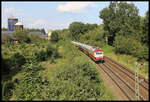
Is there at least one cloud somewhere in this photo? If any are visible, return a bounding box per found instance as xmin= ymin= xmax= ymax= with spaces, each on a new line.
xmin=29 ymin=20 xmax=45 ymax=27
xmin=57 ymin=2 xmax=97 ymax=13
xmin=3 ymin=7 xmax=21 ymax=17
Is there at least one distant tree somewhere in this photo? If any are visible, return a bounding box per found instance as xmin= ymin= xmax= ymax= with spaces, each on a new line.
xmin=51 ymin=31 xmax=59 ymax=42
xmin=13 ymin=30 xmax=31 ymax=43
xmin=2 ymin=27 xmax=8 ymax=31
xmin=29 ymin=34 xmax=43 ymax=42
xmin=69 ymin=22 xmax=85 ymax=40
xmin=41 ymin=28 xmax=46 ymax=35
xmin=5 ymin=35 xmax=12 ymax=43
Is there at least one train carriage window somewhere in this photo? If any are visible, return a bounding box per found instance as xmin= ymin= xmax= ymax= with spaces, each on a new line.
xmin=96 ymin=52 xmax=102 ymax=54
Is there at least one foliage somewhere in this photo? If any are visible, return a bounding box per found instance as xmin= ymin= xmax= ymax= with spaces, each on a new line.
xmin=51 ymin=30 xmax=60 ymax=42
xmin=34 ymin=43 xmax=59 ymax=63
xmin=14 ymin=61 xmax=44 ymax=100
xmin=69 ymin=22 xmax=98 ymax=40
xmin=141 ymin=10 xmax=149 ymax=46
xmin=2 ymin=27 xmax=8 ymax=31
xmin=29 ymin=34 xmax=43 ymax=43
xmin=24 ymin=28 xmax=46 ymax=35
xmin=99 ymin=1 xmax=141 ymax=45
xmin=113 ymin=35 xmax=148 ymax=60
xmin=11 ymin=52 xmax=26 ymax=67
xmin=79 ymin=25 xmax=105 ymax=48
xmin=5 ymin=35 xmax=12 ymax=43
xmin=2 ymin=80 xmax=14 ymax=100
xmin=13 ymin=30 xmax=31 ymax=43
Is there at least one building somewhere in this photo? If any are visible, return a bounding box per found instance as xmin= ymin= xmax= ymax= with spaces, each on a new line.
xmin=14 ymin=22 xmax=23 ymax=31
xmin=8 ymin=17 xmax=18 ymax=31
xmin=48 ymin=29 xmax=52 ymax=40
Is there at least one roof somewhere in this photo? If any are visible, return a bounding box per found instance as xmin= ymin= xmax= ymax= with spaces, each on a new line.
xmin=1 ymin=31 xmax=16 ymax=40
xmin=15 ymin=22 xmax=23 ymax=25
xmin=8 ymin=17 xmax=18 ymax=20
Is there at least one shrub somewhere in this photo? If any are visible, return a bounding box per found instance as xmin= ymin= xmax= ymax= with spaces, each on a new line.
xmin=51 ymin=31 xmax=59 ymax=42
xmin=13 ymin=30 xmax=31 ymax=43
xmin=29 ymin=34 xmax=42 ymax=43
xmin=2 ymin=80 xmax=14 ymax=100
xmin=11 ymin=52 xmax=26 ymax=67
xmin=114 ymin=35 xmax=148 ymax=60
xmin=14 ymin=61 xmax=44 ymax=100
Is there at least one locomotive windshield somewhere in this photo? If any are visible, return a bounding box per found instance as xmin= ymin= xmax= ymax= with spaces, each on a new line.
xmin=96 ymin=52 xmax=102 ymax=55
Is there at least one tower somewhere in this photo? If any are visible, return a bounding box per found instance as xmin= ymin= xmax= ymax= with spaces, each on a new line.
xmin=8 ymin=17 xmax=18 ymax=31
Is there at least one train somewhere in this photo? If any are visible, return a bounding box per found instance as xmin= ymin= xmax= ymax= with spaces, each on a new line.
xmin=71 ymin=41 xmax=104 ymax=62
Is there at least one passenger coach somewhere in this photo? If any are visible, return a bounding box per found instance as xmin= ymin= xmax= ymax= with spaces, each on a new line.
xmin=71 ymin=41 xmax=104 ymax=62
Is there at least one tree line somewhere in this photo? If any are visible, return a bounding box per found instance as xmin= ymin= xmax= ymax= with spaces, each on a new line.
xmin=2 ymin=27 xmax=46 ymax=35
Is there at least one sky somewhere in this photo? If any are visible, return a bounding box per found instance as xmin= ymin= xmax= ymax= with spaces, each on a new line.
xmin=1 ymin=1 xmax=149 ymax=33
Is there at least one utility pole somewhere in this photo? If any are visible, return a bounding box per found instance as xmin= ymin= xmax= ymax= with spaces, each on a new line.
xmin=135 ymin=62 xmax=145 ymax=100
xmin=105 ymin=36 xmax=108 ymax=44
xmin=135 ymin=62 xmax=139 ymax=100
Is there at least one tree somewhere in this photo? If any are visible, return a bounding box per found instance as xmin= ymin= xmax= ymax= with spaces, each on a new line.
xmin=51 ymin=31 xmax=59 ymax=42
xmin=141 ymin=10 xmax=149 ymax=46
xmin=99 ymin=1 xmax=140 ymax=45
xmin=41 ymin=28 xmax=46 ymax=35
xmin=69 ymin=22 xmax=85 ymax=40
xmin=13 ymin=30 xmax=30 ymax=43
xmin=2 ymin=27 xmax=8 ymax=31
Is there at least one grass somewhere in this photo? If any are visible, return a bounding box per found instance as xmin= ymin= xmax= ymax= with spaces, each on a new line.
xmin=102 ymin=45 xmax=149 ymax=79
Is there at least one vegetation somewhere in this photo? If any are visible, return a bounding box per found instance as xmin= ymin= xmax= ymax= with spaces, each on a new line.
xmin=2 ymin=1 xmax=148 ymax=101
xmin=24 ymin=28 xmax=46 ymax=35
xmin=51 ymin=30 xmax=60 ymax=42
xmin=2 ymin=40 xmax=115 ymax=100
xmin=13 ymin=30 xmax=31 ymax=43
xmin=2 ymin=27 xmax=8 ymax=31
xmin=99 ymin=1 xmax=148 ymax=61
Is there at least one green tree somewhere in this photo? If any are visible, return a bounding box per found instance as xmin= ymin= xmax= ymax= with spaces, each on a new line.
xmin=99 ymin=1 xmax=140 ymax=45
xmin=5 ymin=35 xmax=12 ymax=43
xmin=2 ymin=27 xmax=8 ymax=31
xmin=69 ymin=22 xmax=85 ymax=40
xmin=13 ymin=30 xmax=31 ymax=43
xmin=51 ymin=31 xmax=59 ymax=42
xmin=141 ymin=10 xmax=149 ymax=46
xmin=41 ymin=28 xmax=46 ymax=35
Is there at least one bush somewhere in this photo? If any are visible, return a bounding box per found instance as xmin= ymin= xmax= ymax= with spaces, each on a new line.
xmin=29 ymin=34 xmax=42 ymax=43
xmin=51 ymin=31 xmax=59 ymax=42
xmin=114 ymin=35 xmax=148 ymax=60
xmin=13 ymin=30 xmax=31 ymax=43
xmin=11 ymin=52 xmax=26 ymax=67
xmin=34 ymin=43 xmax=59 ymax=62
xmin=14 ymin=61 xmax=44 ymax=100
xmin=2 ymin=80 xmax=14 ymax=100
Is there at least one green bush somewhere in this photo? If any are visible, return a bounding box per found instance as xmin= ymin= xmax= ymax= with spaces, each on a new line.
xmin=29 ymin=34 xmax=42 ymax=43
xmin=2 ymin=80 xmax=14 ymax=100
xmin=34 ymin=43 xmax=59 ymax=62
xmin=13 ymin=30 xmax=31 ymax=43
xmin=51 ymin=31 xmax=59 ymax=42
xmin=11 ymin=52 xmax=26 ymax=67
xmin=14 ymin=61 xmax=44 ymax=100
xmin=114 ymin=35 xmax=148 ymax=60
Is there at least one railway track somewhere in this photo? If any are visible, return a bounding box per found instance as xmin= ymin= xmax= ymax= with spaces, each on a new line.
xmin=77 ymin=47 xmax=149 ymax=100
xmin=98 ymin=56 xmax=149 ymax=100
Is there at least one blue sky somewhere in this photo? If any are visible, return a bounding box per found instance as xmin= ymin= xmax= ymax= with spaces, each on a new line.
xmin=1 ymin=1 xmax=149 ymax=33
